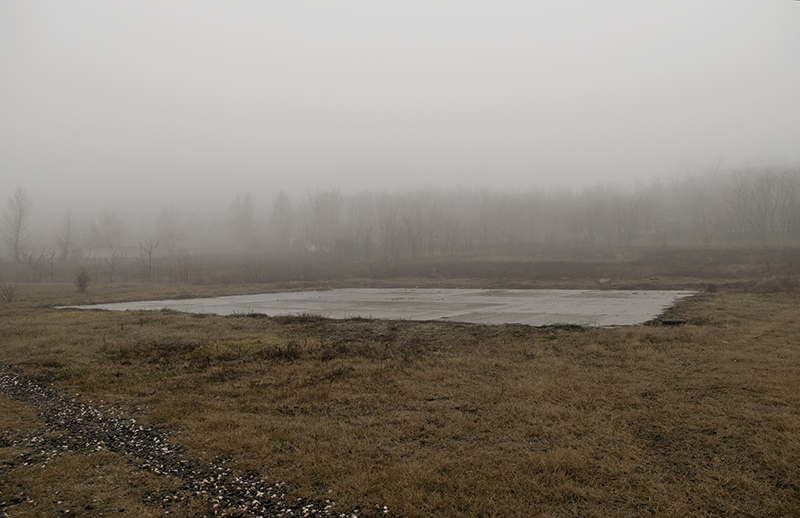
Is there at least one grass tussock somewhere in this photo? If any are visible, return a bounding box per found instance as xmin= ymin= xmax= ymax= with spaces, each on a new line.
xmin=1 ymin=285 xmax=800 ymax=517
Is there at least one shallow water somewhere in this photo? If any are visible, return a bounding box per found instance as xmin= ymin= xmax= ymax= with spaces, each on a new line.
xmin=68 ymin=288 xmax=696 ymax=327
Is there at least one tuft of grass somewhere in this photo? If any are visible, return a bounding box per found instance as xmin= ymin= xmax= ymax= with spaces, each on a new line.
xmin=272 ymin=312 xmax=329 ymax=324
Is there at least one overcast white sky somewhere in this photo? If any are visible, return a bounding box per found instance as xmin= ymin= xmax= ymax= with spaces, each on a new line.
xmin=1 ymin=1 xmax=799 ymax=215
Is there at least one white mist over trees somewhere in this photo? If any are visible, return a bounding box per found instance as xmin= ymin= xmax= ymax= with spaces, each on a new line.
xmin=2 ymin=162 xmax=800 ymax=284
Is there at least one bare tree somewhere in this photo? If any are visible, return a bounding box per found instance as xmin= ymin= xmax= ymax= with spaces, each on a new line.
xmin=44 ymin=248 xmax=61 ymax=281
xmin=176 ymin=248 xmax=192 ymax=283
xmin=176 ymin=248 xmax=202 ymax=283
xmin=89 ymin=252 xmax=103 ymax=282
xmin=377 ymin=199 xmax=402 ymax=262
xmin=21 ymin=247 xmax=48 ymax=282
xmin=300 ymin=188 xmax=344 ymax=255
xmin=678 ymin=175 xmax=716 ymax=246
xmin=229 ymin=192 xmax=255 ymax=244
xmin=270 ymin=191 xmax=295 ymax=249
xmin=105 ymin=246 xmax=126 ymax=282
xmin=399 ymin=197 xmax=425 ymax=259
xmin=92 ymin=210 xmax=127 ymax=249
xmin=3 ymin=187 xmax=32 ymax=263
xmin=346 ymin=195 xmax=376 ymax=261
xmin=139 ymin=238 xmax=159 ymax=280
xmin=728 ymin=169 xmax=780 ymax=244
xmin=56 ymin=208 xmax=76 ymax=261
xmin=611 ymin=191 xmax=648 ymax=248
xmin=776 ymin=170 xmax=800 ymax=241
xmin=156 ymin=205 xmax=184 ymax=254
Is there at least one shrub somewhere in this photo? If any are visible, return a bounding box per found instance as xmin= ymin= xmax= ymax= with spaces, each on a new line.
xmin=0 ymin=281 xmax=16 ymax=303
xmin=74 ymin=265 xmax=90 ymax=292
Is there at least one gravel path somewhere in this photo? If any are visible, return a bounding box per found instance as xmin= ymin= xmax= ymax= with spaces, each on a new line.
xmin=0 ymin=369 xmax=385 ymax=518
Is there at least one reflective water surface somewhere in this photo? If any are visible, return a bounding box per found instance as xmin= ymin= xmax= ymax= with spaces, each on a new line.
xmin=68 ymin=289 xmax=696 ymax=327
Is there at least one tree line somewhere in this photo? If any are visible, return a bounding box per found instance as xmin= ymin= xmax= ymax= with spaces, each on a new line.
xmin=3 ymin=162 xmax=800 ymax=283
xmin=265 ymin=163 xmax=800 ymax=260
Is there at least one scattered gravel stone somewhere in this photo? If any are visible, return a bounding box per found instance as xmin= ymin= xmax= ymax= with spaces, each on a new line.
xmin=0 ymin=370 xmax=385 ymax=518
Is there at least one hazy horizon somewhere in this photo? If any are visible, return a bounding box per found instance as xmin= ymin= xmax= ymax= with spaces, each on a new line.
xmin=2 ymin=1 xmax=799 ymax=219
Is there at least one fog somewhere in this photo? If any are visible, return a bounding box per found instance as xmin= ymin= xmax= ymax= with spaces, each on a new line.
xmin=2 ymin=2 xmax=800 ymax=276
xmin=4 ymin=163 xmax=800 ymax=286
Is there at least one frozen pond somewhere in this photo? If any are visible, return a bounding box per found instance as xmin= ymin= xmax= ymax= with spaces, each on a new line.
xmin=69 ymin=288 xmax=695 ymax=327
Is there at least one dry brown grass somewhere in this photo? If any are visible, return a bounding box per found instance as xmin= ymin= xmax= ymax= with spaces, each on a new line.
xmin=0 ymin=449 xmax=209 ymax=518
xmin=2 ymin=282 xmax=800 ymax=516
xmin=0 ymin=390 xmax=206 ymax=517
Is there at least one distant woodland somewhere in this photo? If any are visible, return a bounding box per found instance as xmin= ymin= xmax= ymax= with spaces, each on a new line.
xmin=3 ymin=163 xmax=800 ymax=284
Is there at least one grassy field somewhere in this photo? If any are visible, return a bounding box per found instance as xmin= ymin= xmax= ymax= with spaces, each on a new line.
xmin=1 ymin=261 xmax=800 ymax=517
